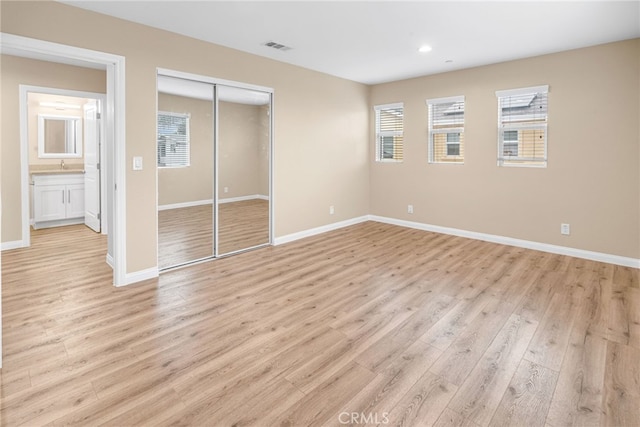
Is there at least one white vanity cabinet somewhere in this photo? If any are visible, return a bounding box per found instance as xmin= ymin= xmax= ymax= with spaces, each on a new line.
xmin=32 ymin=173 xmax=84 ymax=229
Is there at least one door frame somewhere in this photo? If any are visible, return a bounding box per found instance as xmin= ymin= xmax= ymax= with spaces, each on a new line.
xmin=2 ymin=33 xmax=127 ymax=286
xmin=19 ymin=86 xmax=107 ymax=234
xmin=156 ymin=68 xmax=274 ymax=269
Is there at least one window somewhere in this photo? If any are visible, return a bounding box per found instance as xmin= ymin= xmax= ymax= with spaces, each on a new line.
xmin=427 ymin=95 xmax=465 ymax=163
xmin=446 ymin=133 xmax=461 ymax=156
xmin=496 ymin=85 xmax=548 ymax=167
xmin=374 ymin=103 xmax=403 ymax=162
xmin=502 ymin=130 xmax=519 ymax=157
xmin=157 ymin=111 xmax=190 ymax=167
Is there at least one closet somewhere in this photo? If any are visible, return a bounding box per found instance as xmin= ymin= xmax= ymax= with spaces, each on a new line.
xmin=156 ymin=71 xmax=272 ymax=270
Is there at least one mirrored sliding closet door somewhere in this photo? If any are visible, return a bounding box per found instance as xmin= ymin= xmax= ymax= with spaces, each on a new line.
xmin=157 ymin=72 xmax=272 ymax=270
xmin=216 ymin=85 xmax=271 ymax=256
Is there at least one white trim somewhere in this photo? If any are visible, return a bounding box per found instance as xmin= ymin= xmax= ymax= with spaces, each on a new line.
xmin=106 ymin=253 xmax=114 ymax=268
xmin=157 ymin=68 xmax=274 ymax=95
xmin=426 ymin=95 xmax=464 ymax=105
xmin=219 ymin=194 xmax=268 ymax=204
xmin=1 ymin=241 xmax=26 ymax=251
xmin=374 ymin=102 xmax=403 ymax=111
xmin=158 ymin=199 xmax=213 ymax=211
xmin=496 ymin=85 xmax=549 ymax=98
xmin=32 ymin=218 xmax=84 ymax=230
xmin=274 ymin=216 xmax=369 ymax=246
xmin=269 ymin=93 xmax=275 ymax=246
xmin=19 ymin=85 xmax=31 ymax=249
xmin=369 ymin=215 xmax=640 ymax=269
xmin=120 ymin=267 xmax=159 ymax=287
xmin=3 ymin=33 xmax=127 ymax=286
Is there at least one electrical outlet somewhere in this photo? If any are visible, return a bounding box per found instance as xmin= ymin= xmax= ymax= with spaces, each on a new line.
xmin=561 ymin=223 xmax=570 ymax=235
xmin=329 ymin=205 xmax=335 ymax=215
xmin=408 ymin=204 xmax=414 ymax=214
xmin=224 ymin=187 xmax=229 ymax=193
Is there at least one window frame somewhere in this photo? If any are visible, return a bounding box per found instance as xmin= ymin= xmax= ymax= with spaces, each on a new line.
xmin=496 ymin=85 xmax=548 ymax=168
xmin=427 ymin=95 xmax=465 ymax=164
xmin=374 ymin=102 xmax=404 ymax=163
xmin=157 ymin=110 xmax=191 ymax=168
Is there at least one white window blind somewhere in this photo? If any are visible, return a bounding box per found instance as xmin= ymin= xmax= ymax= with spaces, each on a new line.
xmin=157 ymin=111 xmax=190 ymax=168
xmin=374 ymin=103 xmax=403 ymax=162
xmin=427 ymin=95 xmax=465 ymax=164
xmin=496 ymin=85 xmax=548 ymax=167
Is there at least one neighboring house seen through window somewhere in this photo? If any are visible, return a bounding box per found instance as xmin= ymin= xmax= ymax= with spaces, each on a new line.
xmin=427 ymin=95 xmax=465 ymax=163
xmin=502 ymin=130 xmax=519 ymax=157
xmin=446 ymin=132 xmax=461 ymax=156
xmin=374 ymin=103 xmax=404 ymax=162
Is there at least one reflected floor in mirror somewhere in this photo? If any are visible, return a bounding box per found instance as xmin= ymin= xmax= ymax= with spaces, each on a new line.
xmin=158 ymin=199 xmax=269 ymax=269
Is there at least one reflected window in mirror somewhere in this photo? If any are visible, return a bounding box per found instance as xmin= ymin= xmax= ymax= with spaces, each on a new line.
xmin=38 ymin=114 xmax=83 ymax=158
xmin=157 ymin=111 xmax=191 ymax=168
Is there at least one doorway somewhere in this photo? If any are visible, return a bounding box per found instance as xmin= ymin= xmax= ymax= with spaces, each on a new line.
xmin=1 ymin=32 xmax=126 ymax=284
xmin=156 ymin=70 xmax=273 ymax=270
xmin=21 ymin=87 xmax=106 ymax=236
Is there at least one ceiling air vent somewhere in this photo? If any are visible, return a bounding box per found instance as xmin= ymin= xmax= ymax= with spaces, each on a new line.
xmin=264 ymin=41 xmax=292 ymax=52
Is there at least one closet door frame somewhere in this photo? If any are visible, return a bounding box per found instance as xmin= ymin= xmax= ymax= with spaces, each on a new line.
xmin=156 ymin=68 xmax=274 ymax=270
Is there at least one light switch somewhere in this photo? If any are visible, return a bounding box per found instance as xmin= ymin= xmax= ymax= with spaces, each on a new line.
xmin=133 ymin=156 xmax=143 ymax=171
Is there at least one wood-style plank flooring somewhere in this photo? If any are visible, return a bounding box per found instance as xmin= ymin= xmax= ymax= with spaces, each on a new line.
xmin=1 ymin=221 xmax=639 ymax=426
xmin=158 ymin=199 xmax=269 ymax=269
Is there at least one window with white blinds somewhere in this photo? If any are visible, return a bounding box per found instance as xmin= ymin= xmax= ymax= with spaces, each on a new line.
xmin=427 ymin=95 xmax=465 ymax=164
xmin=157 ymin=111 xmax=190 ymax=168
xmin=374 ymin=103 xmax=403 ymax=162
xmin=496 ymin=85 xmax=548 ymax=167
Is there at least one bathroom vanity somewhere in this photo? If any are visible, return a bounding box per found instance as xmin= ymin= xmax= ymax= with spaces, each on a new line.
xmin=31 ymin=171 xmax=84 ymax=229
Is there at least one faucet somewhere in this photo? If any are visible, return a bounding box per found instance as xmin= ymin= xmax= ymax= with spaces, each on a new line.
xmin=60 ymin=159 xmax=65 ymax=170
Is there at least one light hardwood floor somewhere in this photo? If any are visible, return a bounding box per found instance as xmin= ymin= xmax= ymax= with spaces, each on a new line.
xmin=158 ymin=199 xmax=270 ymax=269
xmin=1 ymin=221 xmax=639 ymax=426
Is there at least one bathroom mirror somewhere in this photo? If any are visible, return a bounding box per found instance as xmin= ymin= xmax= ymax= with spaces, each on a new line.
xmin=38 ymin=114 xmax=83 ymax=158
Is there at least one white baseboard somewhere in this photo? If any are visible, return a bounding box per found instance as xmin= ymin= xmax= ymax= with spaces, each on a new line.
xmin=158 ymin=199 xmax=212 ymax=211
xmin=274 ymin=216 xmax=369 ymax=246
xmin=106 ymin=253 xmax=114 ymax=269
xmin=158 ymin=195 xmax=269 ymax=210
xmin=118 ymin=267 xmax=159 ymax=287
xmin=219 ymin=194 xmax=268 ymax=204
xmin=1 ymin=240 xmax=26 ymax=251
xmin=370 ymin=215 xmax=640 ymax=268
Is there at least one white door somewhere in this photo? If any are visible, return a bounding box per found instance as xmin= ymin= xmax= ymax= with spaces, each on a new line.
xmin=84 ymin=100 xmax=100 ymax=232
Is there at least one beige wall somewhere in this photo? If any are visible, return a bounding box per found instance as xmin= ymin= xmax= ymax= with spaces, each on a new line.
xmin=0 ymin=54 xmax=106 ymax=243
xmin=219 ymin=101 xmax=268 ymax=200
xmin=157 ymin=93 xmax=213 ymax=206
xmin=1 ymin=1 xmax=370 ymax=273
xmin=370 ymin=39 xmax=640 ymax=259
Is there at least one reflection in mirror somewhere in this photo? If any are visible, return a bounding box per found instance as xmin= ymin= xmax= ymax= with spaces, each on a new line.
xmin=156 ymin=73 xmax=272 ymax=269
xmin=217 ymin=86 xmax=271 ymax=255
xmin=38 ymin=115 xmax=82 ymax=158
xmin=157 ymin=78 xmax=214 ymax=269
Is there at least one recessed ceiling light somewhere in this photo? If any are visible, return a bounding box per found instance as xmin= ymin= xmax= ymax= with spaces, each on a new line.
xmin=418 ymin=45 xmax=432 ymax=53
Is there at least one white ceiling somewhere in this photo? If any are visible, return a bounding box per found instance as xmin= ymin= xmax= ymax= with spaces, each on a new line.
xmin=62 ymin=1 xmax=639 ymax=85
